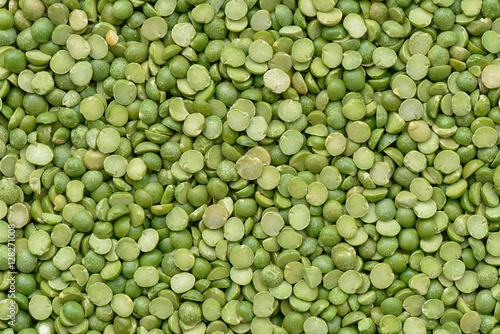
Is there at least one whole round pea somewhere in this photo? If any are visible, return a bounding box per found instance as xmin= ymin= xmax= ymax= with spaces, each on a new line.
xmin=283 ymin=311 xmax=305 ymax=334
xmin=112 ymin=0 xmax=134 ymax=19
xmin=179 ymin=301 xmax=202 ymax=325
xmin=327 ymin=79 xmax=347 ymax=100
xmin=72 ymin=210 xmax=94 ymax=232
xmin=15 ymin=273 xmax=37 ymax=295
xmin=4 ymin=50 xmax=27 ymax=73
xmin=16 ymin=250 xmax=37 ymax=273
xmin=380 ymin=297 xmax=403 ymax=315
xmin=61 ymin=301 xmax=85 ymax=325
xmin=260 ymin=264 xmax=284 ymax=287
xmin=417 ymin=219 xmax=437 ymax=239
xmin=0 ymin=9 xmax=14 ymax=29
xmin=31 ymin=17 xmax=54 ymax=43
xmin=398 ymin=228 xmax=419 ymax=251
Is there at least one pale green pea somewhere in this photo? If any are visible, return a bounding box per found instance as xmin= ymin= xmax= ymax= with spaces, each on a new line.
xmin=50 ymin=50 xmax=75 ymax=74
xmin=317 ymin=8 xmax=342 ymax=26
xmin=87 ymin=34 xmax=108 ymax=60
xmin=277 ymin=226 xmax=303 ymax=249
xmin=149 ymin=297 xmax=174 ymax=320
xmin=452 ymin=92 xmax=471 ymax=116
xmin=322 ymin=43 xmax=343 ymax=68
xmin=236 ymin=154 xmax=263 ymax=180
xmin=80 ymin=95 xmax=105 ymax=121
xmin=473 ymin=126 xmax=498 ymax=148
xmin=481 ymin=65 xmax=500 ymax=89
xmin=26 ymin=143 xmax=53 ymax=166
xmin=103 ymin=155 xmax=128 ymax=177
xmin=113 ymin=80 xmax=137 ymax=106
xmin=87 ymin=282 xmax=113 ymax=306
xmin=115 ymin=237 xmax=140 ymax=261
xmin=288 ymin=204 xmax=310 ymax=230
xmin=434 ymin=150 xmax=460 ymax=174
xmin=180 ymin=150 xmax=204 ymax=173
xmin=187 ymin=64 xmax=211 ymax=92
xmin=28 ymin=230 xmax=51 ymax=256
xmin=443 ymin=259 xmax=465 ymax=281
xmin=278 ymin=99 xmax=302 ymax=123
xmin=263 ymin=68 xmax=291 ymax=94
xmin=338 ymin=270 xmax=362 ymax=294
xmin=66 ymin=34 xmax=90 ymax=59
xmin=346 ymin=193 xmax=369 ymax=218
xmin=70 ymin=61 xmax=93 ymax=86
xmin=406 ymin=54 xmax=430 ymax=80
xmin=127 ymin=158 xmax=147 ymax=181
xmin=171 ymin=22 xmax=196 ymax=47
xmin=343 ymin=14 xmax=367 ymax=39
xmin=171 ymin=272 xmax=196 ymax=294
xmin=203 ymin=204 xmax=228 ymax=229
xmin=223 ymin=217 xmax=245 ymax=242
xmin=466 ymin=215 xmax=488 ymax=239
xmin=142 ymin=17 xmax=167 ymax=41
xmin=249 ymin=39 xmax=273 ymax=63
xmin=253 ymin=291 xmax=276 ymax=317
xmin=261 ymin=211 xmax=285 ymax=237
xmin=111 ymin=294 xmax=134 ymax=317
xmin=279 ymin=130 xmax=304 ymax=155
xmin=373 ymin=47 xmax=397 ymax=68
xmin=342 ymin=50 xmax=362 ymax=70
xmin=29 ymin=295 xmax=53 ymax=320
xmin=392 ymin=75 xmax=416 ymax=99
xmin=460 ymin=311 xmax=482 ymax=333
xmin=370 ymin=263 xmax=395 ymax=289
xmin=325 ymin=133 xmax=346 ymax=156
xmin=486 ymin=232 xmax=500 ymax=256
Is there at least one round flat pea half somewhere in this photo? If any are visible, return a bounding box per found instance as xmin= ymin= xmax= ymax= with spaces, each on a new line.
xmin=370 ymin=263 xmax=395 ymax=289
xmin=171 ymin=272 xmax=196 ymax=293
xmin=434 ymin=150 xmax=460 ymax=174
xmin=26 ymin=143 xmax=54 ymax=166
xmin=172 ymin=22 xmax=196 ymax=47
xmin=97 ymin=128 xmax=120 ymax=153
xmin=322 ymin=43 xmax=343 ymax=68
xmin=289 ymin=204 xmax=310 ymax=230
xmin=80 ymin=95 xmax=105 ymax=121
xmin=29 ymin=295 xmax=52 ymax=320
xmin=482 ymin=64 xmax=500 ymax=88
xmin=473 ymin=126 xmax=498 ymax=148
xmin=279 ymin=130 xmax=304 ymax=155
xmin=134 ymin=266 xmax=159 ymax=287
xmin=263 ymin=68 xmax=291 ymax=94
xmin=142 ymin=17 xmax=168 ymax=41
xmin=203 ymin=204 xmax=228 ymax=229
xmin=373 ymin=47 xmax=397 ymax=68
xmin=278 ymin=99 xmax=302 ymax=123
xmin=249 ymin=39 xmax=273 ymax=63
xmin=87 ymin=282 xmax=113 ymax=306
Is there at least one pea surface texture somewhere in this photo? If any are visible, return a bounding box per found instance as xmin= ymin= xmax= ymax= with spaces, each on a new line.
xmin=2 ymin=0 xmax=500 ymax=334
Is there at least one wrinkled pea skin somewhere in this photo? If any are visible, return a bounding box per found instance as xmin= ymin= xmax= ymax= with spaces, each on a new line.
xmin=2 ymin=0 xmax=500 ymax=334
